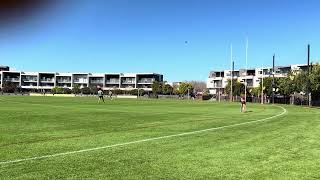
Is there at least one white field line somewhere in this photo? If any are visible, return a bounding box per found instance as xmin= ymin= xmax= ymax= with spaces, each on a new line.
xmin=0 ymin=106 xmax=287 ymax=166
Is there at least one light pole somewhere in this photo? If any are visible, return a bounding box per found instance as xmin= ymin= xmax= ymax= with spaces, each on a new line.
xmin=230 ymin=44 xmax=234 ymax=102
xmin=231 ymin=61 xmax=234 ymax=102
xmin=272 ymin=54 xmax=275 ymax=104
xmin=261 ymin=67 xmax=264 ymax=104
xmin=244 ymin=39 xmax=248 ymax=102
xmin=307 ymin=44 xmax=311 ymax=107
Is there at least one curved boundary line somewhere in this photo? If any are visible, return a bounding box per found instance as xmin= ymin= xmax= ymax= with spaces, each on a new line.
xmin=0 ymin=105 xmax=287 ymax=166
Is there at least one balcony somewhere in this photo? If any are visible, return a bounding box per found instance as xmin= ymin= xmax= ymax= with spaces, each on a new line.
xmin=22 ymin=78 xmax=38 ymax=82
xmin=121 ymin=85 xmax=135 ymax=88
xmin=244 ymin=79 xmax=254 ymax=87
xmin=90 ymin=80 xmax=104 ymax=84
xmin=138 ymin=78 xmax=155 ymax=84
xmin=137 ymin=84 xmax=152 ymax=89
xmin=105 ymin=84 xmax=120 ymax=88
xmin=106 ymin=79 xmax=120 ymax=84
xmin=56 ymin=76 xmax=71 ymax=83
xmin=4 ymin=78 xmax=20 ymax=82
xmin=39 ymin=84 xmax=55 ymax=88
xmin=57 ymin=79 xmax=71 ymax=83
xmin=56 ymin=84 xmax=72 ymax=88
xmin=40 ymin=78 xmax=54 ymax=83
xmin=213 ymin=81 xmax=223 ymax=88
xmin=122 ymin=81 xmax=135 ymax=84
xmin=73 ymin=79 xmax=88 ymax=83
xmin=246 ymin=82 xmax=254 ymax=87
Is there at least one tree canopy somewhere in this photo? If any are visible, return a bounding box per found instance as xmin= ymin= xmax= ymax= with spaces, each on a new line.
xmin=225 ymin=80 xmax=245 ymax=96
xmin=178 ymin=82 xmax=194 ymax=95
xmin=2 ymin=81 xmax=19 ymax=93
xmin=72 ymin=84 xmax=81 ymax=94
xmin=151 ymin=81 xmax=162 ymax=95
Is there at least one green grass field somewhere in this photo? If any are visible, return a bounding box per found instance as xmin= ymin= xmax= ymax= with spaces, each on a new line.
xmin=0 ymin=96 xmax=320 ymax=179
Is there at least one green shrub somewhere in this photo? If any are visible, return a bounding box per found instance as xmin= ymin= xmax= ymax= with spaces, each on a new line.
xmin=81 ymin=87 xmax=91 ymax=94
xmin=63 ymin=88 xmax=72 ymax=94
xmin=202 ymin=94 xmax=213 ymax=100
xmin=52 ymin=87 xmax=64 ymax=94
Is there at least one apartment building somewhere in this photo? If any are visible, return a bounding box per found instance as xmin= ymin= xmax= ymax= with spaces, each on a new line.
xmin=207 ymin=64 xmax=307 ymax=95
xmin=0 ymin=70 xmax=163 ymax=91
xmin=0 ymin=66 xmax=10 ymax=71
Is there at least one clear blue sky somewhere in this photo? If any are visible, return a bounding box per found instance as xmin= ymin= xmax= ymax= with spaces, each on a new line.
xmin=1 ymin=0 xmax=320 ymax=82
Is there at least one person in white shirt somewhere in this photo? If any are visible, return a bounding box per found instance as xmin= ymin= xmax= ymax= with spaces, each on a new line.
xmin=97 ymin=89 xmax=104 ymax=103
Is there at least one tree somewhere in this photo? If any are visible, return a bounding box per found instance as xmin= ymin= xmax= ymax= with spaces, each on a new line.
xmin=172 ymin=83 xmax=180 ymax=95
xmin=250 ymin=87 xmax=260 ymax=97
xmin=2 ymin=81 xmax=18 ymax=93
xmin=129 ymin=89 xmax=145 ymax=96
xmin=162 ymin=84 xmax=173 ymax=95
xmin=63 ymin=88 xmax=72 ymax=94
xmin=278 ymin=73 xmax=295 ymax=96
xmin=259 ymin=77 xmax=280 ymax=97
xmin=138 ymin=89 xmax=145 ymax=96
xmin=225 ymin=80 xmax=245 ymax=96
xmin=81 ymin=87 xmax=91 ymax=94
xmin=51 ymin=87 xmax=58 ymax=94
xmin=152 ymin=81 xmax=162 ymax=95
xmin=89 ymin=85 xmax=98 ymax=94
xmin=51 ymin=87 xmax=64 ymax=94
xmin=112 ymin=89 xmax=123 ymax=95
xmin=188 ymin=81 xmax=206 ymax=93
xmin=308 ymin=64 xmax=320 ymax=93
xmin=308 ymin=64 xmax=320 ymax=101
xmin=178 ymin=82 xmax=194 ymax=95
xmin=129 ymin=89 xmax=138 ymax=95
xmin=72 ymin=84 xmax=81 ymax=94
xmin=293 ymin=71 xmax=308 ymax=94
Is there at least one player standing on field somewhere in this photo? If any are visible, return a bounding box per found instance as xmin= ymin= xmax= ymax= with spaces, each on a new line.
xmin=97 ymin=88 xmax=105 ymax=103
xmin=109 ymin=90 xmax=113 ymax=100
xmin=240 ymin=96 xmax=246 ymax=112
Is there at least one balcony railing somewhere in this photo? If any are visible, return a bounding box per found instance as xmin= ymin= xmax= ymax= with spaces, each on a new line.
xmin=138 ymin=78 xmax=155 ymax=84
xmin=121 ymin=85 xmax=135 ymax=88
xmin=39 ymin=85 xmax=55 ymax=87
xmin=56 ymin=85 xmax=72 ymax=88
xmin=213 ymin=84 xmax=222 ymax=88
xmin=74 ymin=79 xmax=88 ymax=83
xmin=106 ymin=79 xmax=120 ymax=84
xmin=90 ymin=80 xmax=104 ymax=84
xmin=57 ymin=79 xmax=71 ymax=83
xmin=138 ymin=81 xmax=152 ymax=83
xmin=23 ymin=78 xmax=38 ymax=82
xmin=21 ymin=85 xmax=37 ymax=87
xmin=40 ymin=78 xmax=54 ymax=82
xmin=122 ymin=81 xmax=135 ymax=84
xmin=4 ymin=78 xmax=20 ymax=81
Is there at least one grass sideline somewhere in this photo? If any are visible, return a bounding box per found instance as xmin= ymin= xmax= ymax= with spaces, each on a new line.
xmin=0 ymin=96 xmax=319 ymax=179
